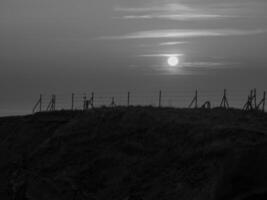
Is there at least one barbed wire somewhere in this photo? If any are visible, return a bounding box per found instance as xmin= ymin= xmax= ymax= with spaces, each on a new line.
xmin=32 ymin=89 xmax=266 ymax=113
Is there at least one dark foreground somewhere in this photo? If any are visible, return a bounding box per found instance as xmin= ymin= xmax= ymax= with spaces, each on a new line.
xmin=0 ymin=107 xmax=267 ymax=200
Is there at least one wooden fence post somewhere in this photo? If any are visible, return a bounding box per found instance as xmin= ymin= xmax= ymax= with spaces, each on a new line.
xmin=189 ymin=90 xmax=198 ymax=108
xmin=220 ymin=89 xmax=229 ymax=109
xmin=159 ymin=90 xmax=162 ymax=107
xmin=127 ymin=92 xmax=130 ymax=107
xmin=39 ymin=94 xmax=42 ymax=112
xmin=71 ymin=93 xmax=74 ymax=110
xmin=91 ymin=92 xmax=95 ymax=108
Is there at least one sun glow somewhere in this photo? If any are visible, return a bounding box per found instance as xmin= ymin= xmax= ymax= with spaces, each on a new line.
xmin=167 ymin=56 xmax=179 ymax=67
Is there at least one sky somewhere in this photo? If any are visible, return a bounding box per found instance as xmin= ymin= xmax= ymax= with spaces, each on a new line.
xmin=1 ymin=0 xmax=267 ymax=115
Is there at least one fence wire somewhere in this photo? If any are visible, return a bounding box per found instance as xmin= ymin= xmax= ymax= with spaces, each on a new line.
xmin=32 ymin=89 xmax=266 ymax=112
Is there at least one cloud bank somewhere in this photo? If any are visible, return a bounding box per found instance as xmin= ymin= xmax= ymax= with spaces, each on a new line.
xmin=114 ymin=2 xmax=239 ymax=21
xmin=114 ymin=4 xmax=194 ymax=13
xmin=98 ymin=29 xmax=267 ymax=40
xmin=138 ymin=54 xmax=184 ymax=57
xmin=118 ymin=14 xmax=232 ymax=21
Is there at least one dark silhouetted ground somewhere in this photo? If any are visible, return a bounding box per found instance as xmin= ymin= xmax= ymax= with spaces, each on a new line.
xmin=0 ymin=107 xmax=267 ymax=200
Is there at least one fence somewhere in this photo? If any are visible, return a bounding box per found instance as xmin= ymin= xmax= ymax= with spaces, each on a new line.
xmin=32 ymin=89 xmax=266 ymax=113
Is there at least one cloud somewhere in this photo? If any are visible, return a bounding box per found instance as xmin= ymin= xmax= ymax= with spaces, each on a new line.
xmin=158 ymin=41 xmax=188 ymax=46
xmin=183 ymin=62 xmax=226 ymax=68
xmin=114 ymin=3 xmax=194 ymax=13
xmin=119 ymin=14 xmax=234 ymax=21
xmin=114 ymin=2 xmax=239 ymax=22
xmin=98 ymin=29 xmax=267 ymax=40
xmin=138 ymin=41 xmax=187 ymax=48
xmin=138 ymin=54 xmax=184 ymax=57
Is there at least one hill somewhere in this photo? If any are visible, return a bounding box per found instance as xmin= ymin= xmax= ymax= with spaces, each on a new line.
xmin=0 ymin=107 xmax=267 ymax=200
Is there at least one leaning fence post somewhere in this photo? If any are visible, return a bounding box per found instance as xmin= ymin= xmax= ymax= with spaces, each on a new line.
xmin=257 ymin=91 xmax=266 ymax=112
xmin=263 ymin=91 xmax=266 ymax=112
xmin=39 ymin=94 xmax=42 ymax=112
xmin=189 ymin=90 xmax=198 ymax=108
xmin=195 ymin=90 xmax=198 ymax=108
xmin=254 ymin=88 xmax=257 ymax=108
xmin=33 ymin=94 xmax=42 ymax=113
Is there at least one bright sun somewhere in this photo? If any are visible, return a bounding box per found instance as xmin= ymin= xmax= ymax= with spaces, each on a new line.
xmin=167 ymin=56 xmax=179 ymax=67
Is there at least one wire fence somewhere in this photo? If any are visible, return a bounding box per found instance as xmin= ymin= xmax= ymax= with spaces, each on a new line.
xmin=32 ymin=89 xmax=266 ymax=113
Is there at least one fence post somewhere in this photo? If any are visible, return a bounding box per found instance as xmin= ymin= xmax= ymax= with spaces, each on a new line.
xmin=220 ymin=89 xmax=229 ymax=109
xmin=33 ymin=94 xmax=42 ymax=113
xmin=189 ymin=90 xmax=198 ymax=108
xmin=263 ymin=91 xmax=266 ymax=112
xmin=159 ymin=90 xmax=162 ymax=108
xmin=52 ymin=94 xmax=56 ymax=111
xmin=195 ymin=90 xmax=198 ymax=108
xmin=91 ymin=92 xmax=95 ymax=108
xmin=254 ymin=88 xmax=257 ymax=108
xmin=256 ymin=91 xmax=266 ymax=112
xmin=39 ymin=94 xmax=42 ymax=112
xmin=83 ymin=94 xmax=87 ymax=110
xmin=71 ymin=93 xmax=74 ymax=110
xmin=127 ymin=92 xmax=130 ymax=107
xmin=243 ymin=90 xmax=254 ymax=111
xmin=111 ymin=97 xmax=116 ymax=107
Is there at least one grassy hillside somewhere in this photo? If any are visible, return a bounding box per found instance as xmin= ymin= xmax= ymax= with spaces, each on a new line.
xmin=0 ymin=107 xmax=267 ymax=200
